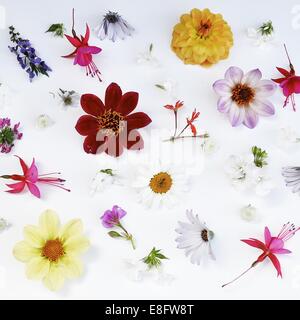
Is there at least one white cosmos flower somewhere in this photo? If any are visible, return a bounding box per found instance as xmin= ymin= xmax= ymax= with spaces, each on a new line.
xmin=282 ymin=167 xmax=300 ymax=195
xmin=176 ymin=210 xmax=215 ymax=265
xmin=132 ymin=164 xmax=187 ymax=209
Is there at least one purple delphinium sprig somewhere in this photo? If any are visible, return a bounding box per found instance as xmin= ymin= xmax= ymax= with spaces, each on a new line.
xmin=8 ymin=26 xmax=52 ymax=81
xmin=101 ymin=205 xmax=136 ymax=249
xmin=0 ymin=118 xmax=22 ymax=153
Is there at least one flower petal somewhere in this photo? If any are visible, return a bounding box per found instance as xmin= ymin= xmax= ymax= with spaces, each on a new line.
xmin=228 ymin=105 xmax=245 ymax=127
xmin=60 ymin=255 xmax=83 ymax=279
xmin=213 ymin=80 xmax=232 ymax=97
xmin=105 ymin=135 xmax=124 ymax=157
xmin=15 ymin=155 xmax=28 ymax=175
xmin=63 ymin=235 xmax=90 ymax=255
xmin=75 ymin=115 xmax=99 ymax=136
xmin=82 ymin=24 xmax=90 ymax=44
xmin=23 ymin=225 xmax=45 ymax=248
xmin=243 ymin=69 xmax=262 ymax=86
xmin=217 ymin=96 xmax=232 ymax=113
xmin=83 ymin=134 xmax=107 ymax=154
xmin=264 ymin=227 xmax=272 ymax=246
xmin=59 ymin=219 xmax=83 ymax=242
xmin=125 ymin=112 xmax=152 ymax=130
xmin=26 ymin=256 xmax=50 ymax=280
xmin=255 ymin=80 xmax=277 ymax=97
xmin=13 ymin=241 xmax=40 ymax=262
xmin=43 ymin=264 xmax=65 ymax=291
xmin=64 ymin=34 xmax=81 ymax=47
xmin=251 ymin=100 xmax=275 ymax=116
xmin=39 ymin=210 xmax=60 ymax=240
xmin=5 ymin=181 xmax=26 ymax=193
xmin=26 ymin=182 xmax=41 ymax=198
xmin=26 ymin=158 xmax=38 ymax=182
xmin=272 ymin=248 xmax=292 ymax=254
xmin=125 ymin=129 xmax=144 ymax=150
xmin=115 ymin=92 xmax=139 ymax=116
xmin=80 ymin=94 xmax=105 ymax=117
xmin=105 ymin=83 xmax=122 ymax=110
xmin=243 ymin=108 xmax=259 ymax=129
xmin=225 ymin=66 xmax=244 ymax=85
xmin=241 ymin=239 xmax=266 ymax=250
xmin=268 ymin=253 xmax=282 ymax=277
xmin=269 ymin=238 xmax=284 ymax=251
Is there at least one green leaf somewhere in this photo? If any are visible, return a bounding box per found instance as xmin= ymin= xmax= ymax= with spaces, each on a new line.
xmin=149 ymin=43 xmax=153 ymax=53
xmin=108 ymin=231 xmax=122 ymax=238
xmin=252 ymin=146 xmax=268 ymax=168
xmin=142 ymin=247 xmax=169 ymax=269
xmin=45 ymin=23 xmax=65 ymax=37
xmin=155 ymin=84 xmax=166 ymax=91
xmin=100 ymin=168 xmax=114 ymax=176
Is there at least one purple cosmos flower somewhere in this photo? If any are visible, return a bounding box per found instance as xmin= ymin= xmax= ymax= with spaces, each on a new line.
xmin=0 ymin=118 xmax=22 ymax=153
xmin=101 ymin=205 xmax=127 ymax=228
xmin=213 ymin=66 xmax=276 ymax=129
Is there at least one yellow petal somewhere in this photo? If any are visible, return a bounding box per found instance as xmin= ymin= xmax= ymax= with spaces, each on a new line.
xmin=24 ymin=225 xmax=45 ymax=248
xmin=63 ymin=235 xmax=90 ymax=255
xmin=13 ymin=241 xmax=40 ymax=262
xmin=59 ymin=219 xmax=83 ymax=242
xmin=43 ymin=264 xmax=65 ymax=291
xmin=60 ymin=255 xmax=83 ymax=279
xmin=26 ymin=256 xmax=50 ymax=279
xmin=39 ymin=210 xmax=60 ymax=239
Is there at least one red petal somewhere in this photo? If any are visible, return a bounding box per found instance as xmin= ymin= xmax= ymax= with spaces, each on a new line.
xmin=272 ymin=77 xmax=286 ymax=84
xmin=105 ymin=135 xmax=124 ymax=158
xmin=62 ymin=48 xmax=78 ymax=58
xmin=80 ymin=94 xmax=105 ymax=116
xmin=5 ymin=181 xmax=26 ymax=193
xmin=125 ymin=112 xmax=152 ymax=131
xmin=83 ymin=134 xmax=107 ymax=154
xmin=276 ymin=67 xmax=291 ymax=77
xmin=75 ymin=115 xmax=99 ymax=136
xmin=14 ymin=156 xmax=28 ymax=175
xmin=116 ymin=92 xmax=139 ymax=116
xmin=189 ymin=123 xmax=197 ymax=136
xmin=268 ymin=253 xmax=282 ymax=277
xmin=125 ymin=129 xmax=144 ymax=150
xmin=82 ymin=24 xmax=90 ymax=45
xmin=241 ymin=239 xmax=266 ymax=250
xmin=64 ymin=34 xmax=82 ymax=47
xmin=164 ymin=105 xmax=175 ymax=110
xmin=105 ymin=83 xmax=122 ymax=110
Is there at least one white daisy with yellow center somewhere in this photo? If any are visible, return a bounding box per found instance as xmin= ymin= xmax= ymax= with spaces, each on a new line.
xmin=13 ymin=210 xmax=90 ymax=291
xmin=132 ymin=164 xmax=187 ymax=208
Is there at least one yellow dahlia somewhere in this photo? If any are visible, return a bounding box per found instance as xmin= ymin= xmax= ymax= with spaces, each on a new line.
xmin=13 ymin=210 xmax=90 ymax=291
xmin=171 ymin=8 xmax=233 ymax=67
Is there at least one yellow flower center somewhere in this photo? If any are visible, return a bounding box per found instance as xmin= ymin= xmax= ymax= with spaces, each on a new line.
xmin=231 ymin=84 xmax=255 ymax=107
xmin=98 ymin=109 xmax=124 ymax=135
xmin=149 ymin=172 xmax=173 ymax=194
xmin=198 ymin=20 xmax=212 ymax=38
xmin=42 ymin=239 xmax=64 ymax=262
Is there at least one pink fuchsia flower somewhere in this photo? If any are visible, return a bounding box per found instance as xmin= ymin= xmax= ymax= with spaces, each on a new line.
xmin=0 ymin=118 xmax=22 ymax=153
xmin=222 ymin=223 xmax=299 ymax=287
xmin=101 ymin=205 xmax=135 ymax=249
xmin=0 ymin=156 xmax=70 ymax=198
xmin=63 ymin=10 xmax=102 ymax=81
xmin=213 ymin=66 xmax=276 ymax=129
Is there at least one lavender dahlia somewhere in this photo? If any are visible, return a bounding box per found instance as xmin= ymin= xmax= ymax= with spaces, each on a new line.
xmin=8 ymin=26 xmax=52 ymax=81
xmin=0 ymin=118 xmax=22 ymax=153
xmin=213 ymin=67 xmax=276 ymax=129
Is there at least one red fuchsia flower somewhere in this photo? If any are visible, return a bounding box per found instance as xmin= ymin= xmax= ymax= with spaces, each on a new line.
xmin=186 ymin=109 xmax=200 ymax=136
xmin=222 ymin=223 xmax=300 ymax=288
xmin=75 ymin=82 xmax=152 ymax=157
xmin=272 ymin=45 xmax=300 ymax=111
xmin=0 ymin=156 xmax=70 ymax=198
xmin=63 ymin=9 xmax=102 ymax=81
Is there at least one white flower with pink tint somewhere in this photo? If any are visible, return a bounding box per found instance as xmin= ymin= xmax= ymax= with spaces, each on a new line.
xmin=213 ymin=67 xmax=276 ymax=129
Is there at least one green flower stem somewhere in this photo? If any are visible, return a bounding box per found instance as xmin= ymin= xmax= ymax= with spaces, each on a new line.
xmin=117 ymin=223 xmax=136 ymax=250
xmin=163 ymin=133 xmax=209 ymax=142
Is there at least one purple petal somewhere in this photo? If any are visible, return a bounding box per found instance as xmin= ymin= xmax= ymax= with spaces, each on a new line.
xmin=228 ymin=105 xmax=245 ymax=127
xmin=243 ymin=108 xmax=259 ymax=129
xmin=242 ymin=69 xmax=262 ymax=87
xmin=213 ymin=80 xmax=232 ymax=97
xmin=112 ymin=205 xmax=127 ymax=219
xmin=101 ymin=210 xmax=115 ymax=228
xmin=255 ymin=80 xmax=277 ymax=98
xmin=225 ymin=66 xmax=244 ymax=85
xmin=251 ymin=100 xmax=275 ymax=117
xmin=217 ymin=96 xmax=232 ymax=113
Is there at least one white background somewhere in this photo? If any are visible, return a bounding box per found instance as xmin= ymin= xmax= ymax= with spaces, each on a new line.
xmin=1 ymin=0 xmax=300 ymax=300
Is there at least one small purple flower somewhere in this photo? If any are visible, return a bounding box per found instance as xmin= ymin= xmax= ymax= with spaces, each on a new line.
xmin=0 ymin=117 xmax=23 ymax=153
xmin=213 ymin=66 xmax=277 ymax=129
xmin=101 ymin=205 xmax=127 ymax=228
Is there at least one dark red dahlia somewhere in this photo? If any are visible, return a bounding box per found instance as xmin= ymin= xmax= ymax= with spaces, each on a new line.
xmin=75 ymin=83 xmax=152 ymax=157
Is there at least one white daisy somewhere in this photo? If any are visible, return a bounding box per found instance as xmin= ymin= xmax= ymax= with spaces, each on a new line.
xmin=175 ymin=210 xmax=215 ymax=265
xmin=132 ymin=164 xmax=187 ymax=208
xmin=282 ymin=167 xmax=300 ymax=195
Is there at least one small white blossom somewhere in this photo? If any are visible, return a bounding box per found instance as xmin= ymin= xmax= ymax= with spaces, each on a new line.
xmin=278 ymin=126 xmax=300 ymax=150
xmin=36 ymin=114 xmax=54 ymax=129
xmin=90 ymin=169 xmax=123 ymax=195
xmin=251 ymin=168 xmax=274 ymax=197
xmin=0 ymin=218 xmax=10 ymax=232
xmin=247 ymin=21 xmax=276 ymax=47
xmin=136 ymin=44 xmax=160 ymax=68
xmin=155 ymin=79 xmax=178 ymax=100
xmin=240 ymin=205 xmax=258 ymax=222
xmin=201 ymin=136 xmax=219 ymax=155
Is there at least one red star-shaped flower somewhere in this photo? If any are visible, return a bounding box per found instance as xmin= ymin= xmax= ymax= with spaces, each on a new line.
xmin=75 ymin=83 xmax=152 ymax=157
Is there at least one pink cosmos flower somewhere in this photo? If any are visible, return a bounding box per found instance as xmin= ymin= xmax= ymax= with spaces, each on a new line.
xmin=222 ymin=223 xmax=299 ymax=287
xmin=213 ymin=66 xmax=277 ymax=129
xmin=0 ymin=156 xmax=70 ymax=198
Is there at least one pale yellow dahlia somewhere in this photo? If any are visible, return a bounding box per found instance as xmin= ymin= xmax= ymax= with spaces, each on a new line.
xmin=13 ymin=210 xmax=90 ymax=291
xmin=171 ymin=8 xmax=233 ymax=67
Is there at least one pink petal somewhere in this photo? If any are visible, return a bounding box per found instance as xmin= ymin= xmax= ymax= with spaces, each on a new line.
xmin=264 ymin=227 xmax=272 ymax=246
xmin=74 ymin=52 xmax=92 ymax=67
xmin=5 ymin=181 xmax=26 ymax=193
xmin=269 ymin=238 xmax=284 ymax=251
xmin=251 ymin=100 xmax=275 ymax=117
xmin=26 ymin=182 xmax=41 ymax=198
xmin=213 ymin=80 xmax=232 ymax=97
xmin=26 ymin=158 xmax=38 ymax=183
xmin=65 ymin=34 xmax=81 ymax=47
xmin=15 ymin=155 xmax=28 ymax=175
xmin=77 ymin=46 xmax=102 ymax=55
xmin=243 ymin=108 xmax=258 ymax=129
xmin=243 ymin=69 xmax=262 ymax=87
xmin=217 ymin=97 xmax=232 ymax=113
xmin=225 ymin=66 xmax=244 ymax=85
xmin=272 ymin=248 xmax=291 ymax=255
xmin=282 ymin=77 xmax=300 ymax=97
xmin=82 ymin=24 xmax=90 ymax=45
xmin=268 ymin=253 xmax=282 ymax=277
xmin=228 ymin=105 xmax=245 ymax=127
xmin=241 ymin=239 xmax=266 ymax=250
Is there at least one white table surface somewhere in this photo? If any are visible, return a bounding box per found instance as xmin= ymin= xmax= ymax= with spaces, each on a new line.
xmin=1 ymin=0 xmax=300 ymax=300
